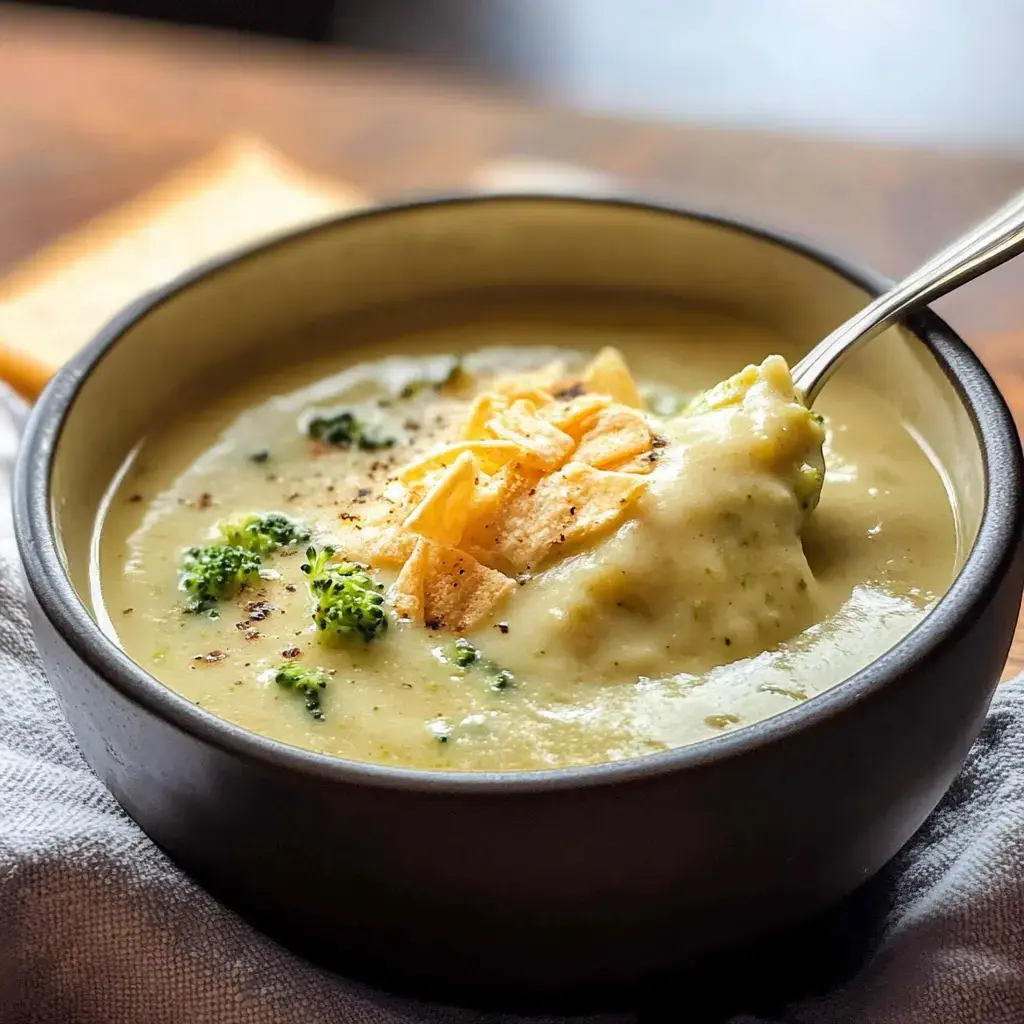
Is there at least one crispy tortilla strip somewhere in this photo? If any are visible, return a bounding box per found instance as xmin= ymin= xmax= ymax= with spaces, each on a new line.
xmin=403 ymin=451 xmax=479 ymax=547
xmin=399 ymin=439 xmax=519 ymax=481
xmin=422 ymin=542 xmax=516 ymax=632
xmin=460 ymin=393 xmax=510 ymax=441
xmin=466 ymin=463 xmax=516 ymax=519
xmin=487 ymin=400 xmax=576 ymax=470
xmin=582 ymin=347 xmax=643 ymax=408
xmin=539 ymin=393 xmax=610 ymax=439
xmin=392 ymin=537 xmax=515 ymax=630
xmin=491 ymin=361 xmax=566 ymax=399
xmin=559 ymin=461 xmax=647 ymax=529
xmin=331 ymin=521 xmax=380 ymax=564
xmin=330 ymin=489 xmax=407 ymax=565
xmin=391 ymin=537 xmax=429 ymax=620
xmin=460 ymin=464 xmax=543 ymax=567
xmin=372 ymin=526 xmax=419 ymax=567
xmin=573 ymin=406 xmax=652 ymax=469
xmin=333 ymin=484 xmax=424 ymax=567
xmin=484 ymin=461 xmax=647 ymax=571
xmin=508 ymin=387 xmax=555 ymax=407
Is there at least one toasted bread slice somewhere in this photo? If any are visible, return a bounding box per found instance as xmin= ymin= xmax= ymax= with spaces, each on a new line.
xmin=0 ymin=135 xmax=367 ymax=398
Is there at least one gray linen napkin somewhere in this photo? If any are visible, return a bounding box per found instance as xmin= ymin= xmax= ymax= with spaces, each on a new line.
xmin=2 ymin=381 xmax=1024 ymax=1024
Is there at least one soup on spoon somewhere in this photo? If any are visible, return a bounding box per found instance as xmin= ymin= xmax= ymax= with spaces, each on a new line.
xmin=97 ymin=317 xmax=955 ymax=771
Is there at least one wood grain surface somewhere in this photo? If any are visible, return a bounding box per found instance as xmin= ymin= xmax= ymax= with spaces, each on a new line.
xmin=2 ymin=3 xmax=1023 ymax=675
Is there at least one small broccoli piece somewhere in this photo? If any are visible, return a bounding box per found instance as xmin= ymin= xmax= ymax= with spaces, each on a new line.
xmin=442 ymin=637 xmax=516 ymax=691
xmin=180 ymin=544 xmax=260 ymax=612
xmin=447 ymin=637 xmax=480 ymax=668
xmin=307 ymin=409 xmax=396 ymax=451
xmin=398 ymin=356 xmax=465 ymax=399
xmin=274 ymin=664 xmax=330 ymax=721
xmin=300 ymin=545 xmax=388 ymax=644
xmin=490 ymin=668 xmax=516 ymax=691
xmin=219 ymin=513 xmax=310 ymax=555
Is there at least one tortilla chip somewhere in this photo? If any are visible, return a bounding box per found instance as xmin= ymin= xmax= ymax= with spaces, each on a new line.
xmin=421 ymin=542 xmax=516 ymax=632
xmin=461 ymin=394 xmax=509 ymax=441
xmin=399 ymin=439 xmax=519 ymax=481
xmin=372 ymin=526 xmax=419 ymax=567
xmin=329 ymin=521 xmax=379 ymax=565
xmin=581 ymin=347 xmax=643 ymax=408
xmin=483 ymin=461 xmax=647 ymax=571
xmin=509 ymin=387 xmax=555 ymax=407
xmin=391 ymin=537 xmax=429 ymax=620
xmin=491 ymin=361 xmax=566 ymax=399
xmin=465 ymin=463 xmax=514 ymax=519
xmin=573 ymin=406 xmax=652 ymax=468
xmin=329 ymin=489 xmax=406 ymax=565
xmin=487 ymin=399 xmax=575 ymax=470
xmin=557 ymin=461 xmax=648 ymax=540
xmin=459 ymin=463 xmax=543 ymax=565
xmin=539 ymin=393 xmax=610 ymax=438
xmin=402 ymin=450 xmax=478 ymax=547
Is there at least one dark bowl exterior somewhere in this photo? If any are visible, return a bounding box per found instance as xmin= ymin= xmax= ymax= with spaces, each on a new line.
xmin=22 ymin=561 xmax=1022 ymax=1003
xmin=13 ymin=196 xmax=1024 ymax=1005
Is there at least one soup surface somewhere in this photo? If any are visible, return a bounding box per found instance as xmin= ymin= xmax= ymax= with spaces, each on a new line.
xmin=96 ymin=308 xmax=957 ymax=770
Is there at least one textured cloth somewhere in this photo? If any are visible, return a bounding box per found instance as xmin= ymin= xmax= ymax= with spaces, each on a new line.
xmin=1 ymin=380 xmax=1023 ymax=1024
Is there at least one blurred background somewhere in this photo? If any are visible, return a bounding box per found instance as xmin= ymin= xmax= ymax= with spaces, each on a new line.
xmin=2 ymin=0 xmax=1024 ymax=365
xmin=26 ymin=0 xmax=1024 ymax=152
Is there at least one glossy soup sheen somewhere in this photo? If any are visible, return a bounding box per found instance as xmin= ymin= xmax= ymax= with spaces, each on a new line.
xmin=96 ymin=306 xmax=957 ymax=771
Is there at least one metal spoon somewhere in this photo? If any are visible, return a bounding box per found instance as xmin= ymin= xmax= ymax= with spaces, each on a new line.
xmin=794 ymin=188 xmax=1024 ymax=509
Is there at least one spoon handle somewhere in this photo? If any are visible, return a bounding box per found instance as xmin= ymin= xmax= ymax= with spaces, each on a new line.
xmin=792 ymin=188 xmax=1024 ymax=405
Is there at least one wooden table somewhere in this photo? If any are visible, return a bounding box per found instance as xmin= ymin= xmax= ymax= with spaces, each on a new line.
xmin=3 ymin=3 xmax=1024 ymax=673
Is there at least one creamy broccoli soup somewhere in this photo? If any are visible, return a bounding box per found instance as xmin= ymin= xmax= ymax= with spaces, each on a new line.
xmin=96 ymin=312 xmax=956 ymax=771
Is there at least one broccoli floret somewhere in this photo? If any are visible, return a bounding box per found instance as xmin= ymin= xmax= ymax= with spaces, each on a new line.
xmin=300 ymin=545 xmax=388 ymax=644
xmin=442 ymin=637 xmax=516 ymax=692
xmin=490 ymin=668 xmax=516 ymax=691
xmin=447 ymin=637 xmax=480 ymax=668
xmin=219 ymin=512 xmax=310 ymax=555
xmin=307 ymin=410 xmax=396 ymax=451
xmin=274 ymin=664 xmax=330 ymax=721
xmin=180 ymin=544 xmax=260 ymax=612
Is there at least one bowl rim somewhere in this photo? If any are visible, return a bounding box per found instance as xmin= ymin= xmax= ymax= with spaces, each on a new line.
xmin=14 ymin=192 xmax=1024 ymax=793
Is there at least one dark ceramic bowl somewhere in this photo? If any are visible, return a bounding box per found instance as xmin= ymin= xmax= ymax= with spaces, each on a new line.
xmin=13 ymin=196 xmax=1024 ymax=1006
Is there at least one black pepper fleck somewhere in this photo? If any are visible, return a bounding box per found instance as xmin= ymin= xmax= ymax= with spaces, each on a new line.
xmin=194 ymin=650 xmax=226 ymax=664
